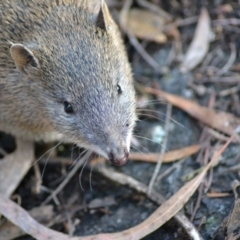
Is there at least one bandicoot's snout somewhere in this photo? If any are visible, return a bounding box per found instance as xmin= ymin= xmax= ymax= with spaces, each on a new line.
xmin=105 ymin=136 xmax=130 ymax=166
xmin=108 ymin=149 xmax=129 ymax=166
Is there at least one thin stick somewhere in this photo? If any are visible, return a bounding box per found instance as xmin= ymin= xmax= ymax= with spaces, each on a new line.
xmin=217 ymin=42 xmax=236 ymax=76
xmin=127 ymin=26 xmax=162 ymax=72
xmin=41 ymin=152 xmax=91 ymax=205
xmin=120 ymin=0 xmax=164 ymax=72
xmin=136 ymin=0 xmax=173 ymax=21
xmin=148 ymin=103 xmax=172 ymax=194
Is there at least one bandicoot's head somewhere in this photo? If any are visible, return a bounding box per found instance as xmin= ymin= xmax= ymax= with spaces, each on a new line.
xmin=9 ymin=0 xmax=136 ymax=165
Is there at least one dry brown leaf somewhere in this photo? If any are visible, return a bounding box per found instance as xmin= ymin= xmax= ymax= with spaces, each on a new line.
xmin=0 ymin=138 xmax=34 ymax=197
xmin=121 ymin=8 xmax=167 ymax=43
xmin=180 ymin=8 xmax=211 ymax=72
xmin=129 ymin=144 xmax=201 ymax=163
xmin=145 ymin=88 xmax=240 ymax=139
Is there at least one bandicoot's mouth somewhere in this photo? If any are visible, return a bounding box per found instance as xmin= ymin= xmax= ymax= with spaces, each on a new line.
xmin=108 ymin=150 xmax=129 ymax=166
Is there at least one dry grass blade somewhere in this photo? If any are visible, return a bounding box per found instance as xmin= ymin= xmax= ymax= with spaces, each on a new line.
xmin=145 ymin=88 xmax=240 ymax=139
xmin=129 ymin=144 xmax=201 ymax=163
xmin=180 ymin=8 xmax=211 ymax=72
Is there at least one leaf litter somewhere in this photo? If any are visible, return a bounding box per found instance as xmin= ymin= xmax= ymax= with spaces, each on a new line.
xmin=1 ymin=0 xmax=240 ymax=239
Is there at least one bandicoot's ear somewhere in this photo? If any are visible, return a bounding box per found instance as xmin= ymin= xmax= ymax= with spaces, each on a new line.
xmin=96 ymin=0 xmax=112 ymax=31
xmin=9 ymin=43 xmax=39 ymax=73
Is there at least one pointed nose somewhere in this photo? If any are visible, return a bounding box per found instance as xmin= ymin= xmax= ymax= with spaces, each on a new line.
xmin=108 ymin=149 xmax=129 ymax=166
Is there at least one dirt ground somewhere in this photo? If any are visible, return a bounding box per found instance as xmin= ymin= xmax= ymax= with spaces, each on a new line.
xmin=1 ymin=0 xmax=240 ymax=240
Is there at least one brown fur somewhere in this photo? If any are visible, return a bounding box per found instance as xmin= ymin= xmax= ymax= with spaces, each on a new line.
xmin=0 ymin=0 xmax=136 ymax=165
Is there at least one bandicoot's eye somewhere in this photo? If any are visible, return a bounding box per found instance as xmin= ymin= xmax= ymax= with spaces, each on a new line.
xmin=117 ymin=84 xmax=122 ymax=94
xmin=64 ymin=101 xmax=74 ymax=114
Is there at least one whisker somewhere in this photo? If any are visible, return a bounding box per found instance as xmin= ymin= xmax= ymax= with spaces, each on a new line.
xmin=69 ymin=149 xmax=87 ymax=170
xmin=137 ymin=103 xmax=162 ymax=107
xmin=41 ymin=156 xmax=50 ymax=179
xmin=69 ymin=155 xmax=81 ymax=170
xmin=70 ymin=146 xmax=74 ymax=163
xmin=137 ymin=108 xmax=164 ymax=114
xmin=32 ymin=140 xmax=64 ymax=179
xmin=70 ymin=144 xmax=79 ymax=152
xmin=89 ymin=164 xmax=93 ymax=191
xmin=133 ymin=134 xmax=169 ymax=152
xmin=97 ymin=154 xmax=102 ymax=173
xmin=137 ymin=113 xmax=165 ymax=122
xmin=138 ymin=109 xmax=185 ymax=128
xmin=70 ymin=144 xmax=78 ymax=162
xmin=32 ymin=140 xmax=64 ymax=167
xmin=79 ymin=151 xmax=92 ymax=191
xmin=131 ymin=142 xmax=150 ymax=155
xmin=137 ymin=100 xmax=166 ymax=107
